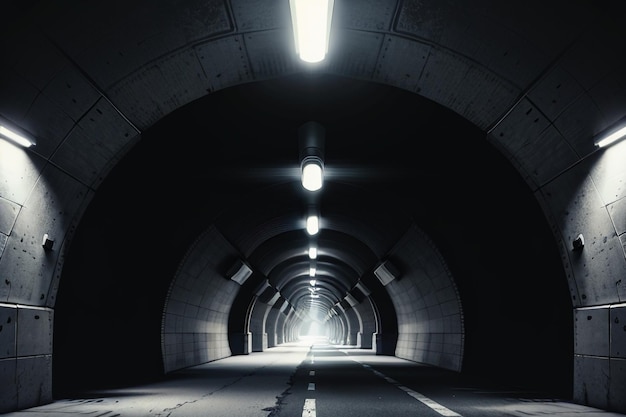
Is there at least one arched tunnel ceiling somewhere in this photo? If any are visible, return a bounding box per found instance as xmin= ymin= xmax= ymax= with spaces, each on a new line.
xmin=74 ymin=73 xmax=554 ymax=325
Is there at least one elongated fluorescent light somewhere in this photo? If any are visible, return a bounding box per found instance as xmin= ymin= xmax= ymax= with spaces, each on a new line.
xmin=306 ymin=215 xmax=319 ymax=235
xmin=0 ymin=125 xmax=34 ymax=147
xmin=308 ymin=247 xmax=317 ymax=259
xmin=289 ymin=0 xmax=334 ymax=63
xmin=595 ymin=125 xmax=626 ymax=148
xmin=302 ymin=157 xmax=323 ymax=191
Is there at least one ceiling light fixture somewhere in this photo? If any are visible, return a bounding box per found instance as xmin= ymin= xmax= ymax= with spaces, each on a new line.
xmin=306 ymin=214 xmax=319 ymax=235
xmin=289 ymin=0 xmax=334 ymax=63
xmin=299 ymin=121 xmax=325 ymax=191
xmin=309 ymin=267 xmax=316 ymax=277
xmin=309 ymin=246 xmax=317 ymax=259
xmin=0 ymin=124 xmax=35 ymax=147
xmin=595 ymin=124 xmax=626 ymax=148
xmin=302 ymin=157 xmax=323 ymax=191
xmin=310 ymin=279 xmax=317 ymax=286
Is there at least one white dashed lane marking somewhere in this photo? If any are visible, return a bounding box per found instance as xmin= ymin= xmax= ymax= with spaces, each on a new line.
xmin=361 ymin=363 xmax=462 ymax=416
xmin=302 ymin=398 xmax=316 ymax=417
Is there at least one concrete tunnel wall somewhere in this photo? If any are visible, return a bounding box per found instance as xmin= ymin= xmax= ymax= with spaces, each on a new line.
xmin=385 ymin=225 xmax=464 ymax=372
xmin=161 ymin=225 xmax=240 ymax=373
xmin=1 ymin=0 xmax=626 ymax=413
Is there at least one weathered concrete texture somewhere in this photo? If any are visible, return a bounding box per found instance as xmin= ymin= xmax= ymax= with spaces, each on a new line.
xmin=574 ymin=304 xmax=626 ymax=413
xmin=386 ymin=224 xmax=463 ymax=372
xmin=161 ymin=226 xmax=241 ymax=373
xmin=0 ymin=304 xmax=53 ymax=413
xmin=611 ymin=304 xmax=626 ymax=359
xmin=0 ymin=0 xmax=625 ymax=413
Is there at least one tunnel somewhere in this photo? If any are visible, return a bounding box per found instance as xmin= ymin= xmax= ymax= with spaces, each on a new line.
xmin=51 ymin=75 xmax=572 ymax=398
xmin=0 ymin=0 xmax=625 ymax=415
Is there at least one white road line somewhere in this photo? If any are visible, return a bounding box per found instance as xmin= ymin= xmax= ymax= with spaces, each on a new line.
xmin=308 ymin=382 xmax=316 ymax=391
xmin=302 ymin=398 xmax=316 ymax=417
xmin=358 ymin=361 xmax=462 ymax=416
xmin=405 ymin=391 xmax=461 ymax=416
xmin=309 ymin=370 xmax=315 ymax=376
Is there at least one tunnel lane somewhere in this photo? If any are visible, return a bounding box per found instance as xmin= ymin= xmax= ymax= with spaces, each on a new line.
xmin=1 ymin=340 xmax=624 ymax=417
xmin=274 ymin=341 xmax=626 ymax=417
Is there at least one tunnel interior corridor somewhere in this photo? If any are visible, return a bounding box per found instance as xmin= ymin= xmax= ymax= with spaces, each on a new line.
xmin=52 ymin=74 xmax=573 ymax=399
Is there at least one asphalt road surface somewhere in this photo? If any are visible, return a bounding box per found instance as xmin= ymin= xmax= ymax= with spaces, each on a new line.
xmin=2 ymin=338 xmax=624 ymax=417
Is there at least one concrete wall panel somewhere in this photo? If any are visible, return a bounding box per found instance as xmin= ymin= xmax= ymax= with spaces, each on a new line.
xmin=0 ymin=304 xmax=17 ymax=359
xmin=49 ymin=98 xmax=139 ymax=188
xmin=0 ymin=358 xmax=17 ymax=412
xmin=386 ymin=224 xmax=463 ymax=371
xmin=542 ymin=161 xmax=626 ymax=307
xmin=16 ymin=306 xmax=52 ymax=357
xmin=162 ymin=226 xmax=242 ymax=373
xmin=610 ymin=304 xmax=626 ymax=358
xmin=574 ymin=307 xmax=609 ymax=357
xmin=16 ymin=355 xmax=52 ymax=410
xmin=1 ymin=165 xmax=91 ymax=306
xmin=373 ymin=35 xmax=429 ymax=94
xmin=0 ymin=69 xmax=39 ymax=125
xmin=245 ymin=29 xmax=299 ymax=81
xmin=609 ymin=358 xmax=626 ymax=411
xmin=327 ymin=30 xmax=383 ymax=81
xmin=573 ymin=355 xmax=609 ymax=410
xmin=0 ymin=141 xmax=46 ymax=207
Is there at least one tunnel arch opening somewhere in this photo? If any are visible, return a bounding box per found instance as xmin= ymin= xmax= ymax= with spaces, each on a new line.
xmin=53 ymin=73 xmax=571 ymax=398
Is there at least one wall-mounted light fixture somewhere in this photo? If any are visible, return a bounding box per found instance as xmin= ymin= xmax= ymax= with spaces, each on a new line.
xmin=299 ymin=121 xmax=325 ymax=191
xmin=345 ymin=293 xmax=358 ymax=307
xmin=0 ymin=124 xmax=35 ymax=147
xmin=289 ymin=0 xmax=334 ymax=63
xmin=572 ymin=233 xmax=585 ymax=251
xmin=595 ymin=124 xmax=626 ymax=148
xmin=226 ymin=259 xmax=253 ymax=285
xmin=42 ymin=234 xmax=54 ymax=251
xmin=374 ymin=259 xmax=400 ymax=286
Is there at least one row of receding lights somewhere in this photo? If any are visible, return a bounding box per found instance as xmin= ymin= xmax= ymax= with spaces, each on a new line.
xmin=299 ymin=120 xmax=324 ymax=294
xmin=289 ymin=0 xmax=334 ymax=300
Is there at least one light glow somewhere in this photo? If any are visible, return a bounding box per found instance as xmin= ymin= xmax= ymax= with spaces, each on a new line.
xmin=310 ymin=279 xmax=317 ymax=286
xmin=309 ymin=267 xmax=316 ymax=277
xmin=0 ymin=125 xmax=34 ymax=147
xmin=289 ymin=0 xmax=334 ymax=63
xmin=306 ymin=215 xmax=319 ymax=235
xmin=309 ymin=247 xmax=317 ymax=259
xmin=595 ymin=125 xmax=626 ymax=148
xmin=302 ymin=160 xmax=323 ymax=191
